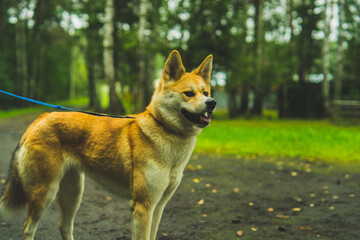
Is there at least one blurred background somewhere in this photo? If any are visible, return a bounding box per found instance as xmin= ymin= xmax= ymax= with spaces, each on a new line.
xmin=0 ymin=0 xmax=359 ymax=121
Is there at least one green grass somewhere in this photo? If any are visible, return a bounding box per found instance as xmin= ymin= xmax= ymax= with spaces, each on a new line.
xmin=0 ymin=107 xmax=45 ymax=118
xmin=195 ymin=118 xmax=360 ymax=163
xmin=0 ymin=97 xmax=89 ymax=118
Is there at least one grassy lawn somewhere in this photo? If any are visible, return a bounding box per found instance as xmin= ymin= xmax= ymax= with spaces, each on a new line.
xmin=195 ymin=118 xmax=360 ymax=164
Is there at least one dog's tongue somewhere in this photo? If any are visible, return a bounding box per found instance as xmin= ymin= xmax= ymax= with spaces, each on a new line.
xmin=201 ymin=115 xmax=211 ymax=123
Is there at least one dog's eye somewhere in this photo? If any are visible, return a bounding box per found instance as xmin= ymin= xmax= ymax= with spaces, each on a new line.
xmin=203 ymin=91 xmax=209 ymax=97
xmin=184 ymin=91 xmax=195 ymax=97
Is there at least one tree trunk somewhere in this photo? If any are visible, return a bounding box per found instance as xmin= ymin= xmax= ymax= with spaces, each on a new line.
xmin=28 ymin=0 xmax=42 ymax=99
xmin=86 ymin=35 xmax=99 ymax=110
xmin=334 ymin=0 xmax=344 ymax=100
xmin=14 ymin=1 xmax=29 ymax=99
xmin=278 ymin=85 xmax=287 ymax=118
xmin=239 ymin=87 xmax=249 ymax=115
xmin=228 ymin=89 xmax=238 ymax=118
xmin=103 ymin=0 xmax=125 ymax=115
xmin=87 ymin=57 xmax=98 ymax=110
xmin=279 ymin=0 xmax=293 ymax=118
xmin=70 ymin=47 xmax=76 ymax=100
xmin=322 ymin=0 xmax=332 ymax=115
xmin=251 ymin=0 xmax=264 ymax=115
xmin=138 ymin=0 xmax=151 ymax=111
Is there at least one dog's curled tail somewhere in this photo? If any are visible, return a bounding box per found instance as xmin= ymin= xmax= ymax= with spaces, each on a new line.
xmin=0 ymin=145 xmax=27 ymax=220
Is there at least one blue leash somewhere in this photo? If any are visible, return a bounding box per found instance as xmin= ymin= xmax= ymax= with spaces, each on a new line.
xmin=0 ymin=89 xmax=134 ymax=119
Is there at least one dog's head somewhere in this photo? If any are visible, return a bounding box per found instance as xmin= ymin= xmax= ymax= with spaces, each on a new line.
xmin=148 ymin=50 xmax=216 ymax=135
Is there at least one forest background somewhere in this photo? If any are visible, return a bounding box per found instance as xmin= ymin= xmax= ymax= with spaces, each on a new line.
xmin=0 ymin=0 xmax=359 ymax=119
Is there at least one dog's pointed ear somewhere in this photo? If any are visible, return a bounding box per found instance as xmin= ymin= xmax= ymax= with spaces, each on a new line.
xmin=193 ymin=54 xmax=213 ymax=84
xmin=163 ymin=50 xmax=185 ymax=82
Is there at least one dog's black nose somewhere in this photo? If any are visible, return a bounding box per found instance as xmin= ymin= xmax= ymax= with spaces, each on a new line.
xmin=206 ymin=99 xmax=217 ymax=110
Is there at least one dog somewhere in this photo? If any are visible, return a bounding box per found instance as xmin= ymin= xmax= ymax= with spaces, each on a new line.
xmin=0 ymin=50 xmax=216 ymax=240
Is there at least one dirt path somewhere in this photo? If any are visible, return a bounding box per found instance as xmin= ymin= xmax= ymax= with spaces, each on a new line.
xmin=1 ymin=114 xmax=360 ymax=240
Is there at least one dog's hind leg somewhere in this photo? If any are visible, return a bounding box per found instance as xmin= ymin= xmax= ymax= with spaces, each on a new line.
xmin=19 ymin=144 xmax=64 ymax=240
xmin=23 ymin=182 xmax=60 ymax=240
xmin=56 ymin=168 xmax=84 ymax=240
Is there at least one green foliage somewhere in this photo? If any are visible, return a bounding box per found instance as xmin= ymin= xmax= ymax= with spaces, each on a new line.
xmin=1 ymin=0 xmax=360 ymax=116
xmin=195 ymin=118 xmax=360 ymax=163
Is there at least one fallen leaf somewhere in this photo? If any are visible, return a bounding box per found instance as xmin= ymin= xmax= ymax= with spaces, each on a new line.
xmin=251 ymin=227 xmax=257 ymax=231
xmin=299 ymin=226 xmax=314 ymax=231
xmin=236 ymin=230 xmax=243 ymax=236
xmin=310 ymin=193 xmax=316 ymax=198
xmin=344 ymin=174 xmax=350 ymax=179
xmin=329 ymin=206 xmax=335 ymax=210
xmin=202 ymin=214 xmax=208 ymax=217
xmin=308 ymin=157 xmax=315 ymax=162
xmin=248 ymin=202 xmax=254 ymax=206
xmin=322 ymin=186 xmax=329 ymax=190
xmin=191 ymin=189 xmax=195 ymax=192
xmin=309 ymin=203 xmax=315 ymax=207
xmin=233 ymin=188 xmax=240 ymax=194
xmin=292 ymin=208 xmax=302 ymax=212
xmin=205 ymin=183 xmax=211 ymax=188
xmin=197 ymin=199 xmax=204 ymax=205
xmin=1 ymin=179 xmax=5 ymax=184
xmin=196 ymin=165 xmax=203 ymax=170
xmin=332 ymin=195 xmax=339 ymax=200
xmin=211 ymin=189 xmax=217 ymax=193
xmin=162 ymin=233 xmax=168 ymax=237
xmin=187 ymin=165 xmax=195 ymax=171
xmin=106 ymin=196 xmax=112 ymax=201
xmin=291 ymin=172 xmax=298 ymax=177
xmin=349 ymin=193 xmax=355 ymax=198
xmin=267 ymin=207 xmax=274 ymax=212
xmin=193 ymin=178 xmax=200 ymax=183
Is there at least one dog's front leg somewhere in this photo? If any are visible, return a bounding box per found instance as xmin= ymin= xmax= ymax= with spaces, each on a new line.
xmin=130 ymin=199 xmax=153 ymax=240
xmin=150 ymin=179 xmax=181 ymax=240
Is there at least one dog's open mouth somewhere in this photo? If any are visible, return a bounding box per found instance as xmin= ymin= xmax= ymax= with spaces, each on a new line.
xmin=181 ymin=109 xmax=212 ymax=127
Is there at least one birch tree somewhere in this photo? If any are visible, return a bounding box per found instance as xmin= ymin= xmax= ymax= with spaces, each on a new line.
xmin=103 ymin=0 xmax=125 ymax=114
xmin=138 ymin=0 xmax=150 ymax=111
